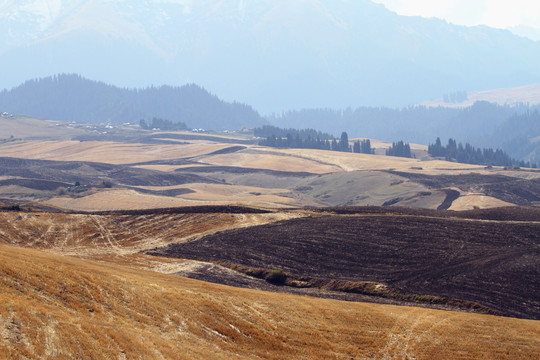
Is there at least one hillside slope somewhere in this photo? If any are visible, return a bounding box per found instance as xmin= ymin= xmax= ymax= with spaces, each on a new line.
xmin=424 ymin=83 xmax=540 ymax=108
xmin=1 ymin=244 xmax=539 ymax=359
xmin=1 ymin=124 xmax=540 ymax=211
xmin=150 ymin=209 xmax=540 ymax=319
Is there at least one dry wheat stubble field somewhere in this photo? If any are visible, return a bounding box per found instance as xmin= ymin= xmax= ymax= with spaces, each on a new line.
xmin=1 ymin=122 xmax=540 ymax=358
xmin=1 ymin=243 xmax=539 ymax=360
xmin=0 ymin=204 xmax=539 ymax=359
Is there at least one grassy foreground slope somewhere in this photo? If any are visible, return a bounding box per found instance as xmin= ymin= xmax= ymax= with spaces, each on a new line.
xmin=1 ymin=244 xmax=539 ymax=359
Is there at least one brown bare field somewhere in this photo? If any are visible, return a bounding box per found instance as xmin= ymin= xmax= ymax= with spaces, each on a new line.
xmin=0 ymin=210 xmax=300 ymax=257
xmin=1 ymin=243 xmax=539 ymax=359
xmin=152 ymin=209 xmax=540 ymax=319
xmin=44 ymin=189 xmax=200 ymax=210
xmin=178 ymin=183 xmax=295 ymax=205
xmin=290 ymin=170 xmax=436 ymax=207
xmin=43 ymin=184 xmax=296 ymax=211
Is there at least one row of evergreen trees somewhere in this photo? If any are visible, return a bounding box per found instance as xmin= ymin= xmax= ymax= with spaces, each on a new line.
xmin=256 ymin=127 xmax=376 ymax=154
xmin=353 ymin=139 xmax=375 ymax=154
xmin=260 ymin=134 xmax=334 ymax=150
xmin=254 ymin=125 xmax=334 ymax=140
xmin=428 ymin=137 xmax=536 ymax=168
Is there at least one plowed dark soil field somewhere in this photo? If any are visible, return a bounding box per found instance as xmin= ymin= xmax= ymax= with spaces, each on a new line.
xmin=151 ymin=210 xmax=540 ymax=319
xmin=389 ymin=170 xmax=540 ymax=205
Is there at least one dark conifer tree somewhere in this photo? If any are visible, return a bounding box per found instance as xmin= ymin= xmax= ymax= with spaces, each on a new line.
xmin=361 ymin=139 xmax=373 ymax=154
xmin=338 ymin=132 xmax=350 ymax=152
xmin=353 ymin=140 xmax=361 ymax=153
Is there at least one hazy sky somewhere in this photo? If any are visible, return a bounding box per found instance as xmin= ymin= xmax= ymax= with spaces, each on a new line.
xmin=372 ymin=0 xmax=540 ymax=29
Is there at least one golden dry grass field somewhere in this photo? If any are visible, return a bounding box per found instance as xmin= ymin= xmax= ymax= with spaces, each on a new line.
xmin=1 ymin=243 xmax=539 ymax=360
xmin=0 ymin=210 xmax=301 ymax=258
xmin=2 ymin=124 xmax=538 ymax=211
xmin=0 ymin=116 xmax=86 ymax=139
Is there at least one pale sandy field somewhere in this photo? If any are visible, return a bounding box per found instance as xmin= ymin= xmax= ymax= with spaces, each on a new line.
xmin=0 ymin=133 xmax=537 ymax=210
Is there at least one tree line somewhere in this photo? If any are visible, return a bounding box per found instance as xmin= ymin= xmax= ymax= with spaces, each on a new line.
xmin=386 ymin=141 xmax=412 ymax=158
xmin=266 ymin=101 xmax=540 ymax=164
xmin=255 ymin=126 xmax=412 ymax=156
xmin=428 ymin=137 xmax=536 ymax=168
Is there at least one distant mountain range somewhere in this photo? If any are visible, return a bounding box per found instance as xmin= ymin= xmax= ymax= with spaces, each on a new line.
xmin=2 ymin=0 xmax=540 ymax=113
xmin=0 ymin=74 xmax=265 ymax=130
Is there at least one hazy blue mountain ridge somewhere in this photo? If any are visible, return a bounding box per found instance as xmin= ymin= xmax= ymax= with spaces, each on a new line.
xmin=1 ymin=72 xmax=538 ymax=163
xmin=1 ymin=0 xmax=540 ymax=113
xmin=0 ymin=74 xmax=265 ymax=130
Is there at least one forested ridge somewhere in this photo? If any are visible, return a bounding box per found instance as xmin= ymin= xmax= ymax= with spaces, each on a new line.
xmin=0 ymin=74 xmax=265 ymax=130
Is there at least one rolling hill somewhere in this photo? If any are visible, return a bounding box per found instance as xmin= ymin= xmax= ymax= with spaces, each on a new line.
xmin=1 ymin=117 xmax=539 ymax=211
xmin=1 ymin=243 xmax=538 ymax=359
xmin=150 ymin=207 xmax=540 ymax=319
xmin=0 ymin=118 xmax=539 ymax=358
